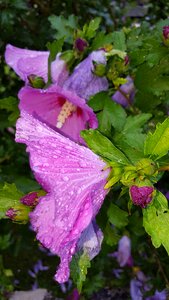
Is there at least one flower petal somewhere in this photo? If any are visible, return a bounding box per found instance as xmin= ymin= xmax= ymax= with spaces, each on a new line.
xmin=15 ymin=112 xmax=109 ymax=283
xmin=5 ymin=44 xmax=68 ymax=84
xmin=77 ymin=221 xmax=103 ymax=260
xmin=18 ymin=85 xmax=98 ymax=143
xmin=112 ymin=76 xmax=135 ymax=107
xmin=63 ymin=50 xmax=108 ymax=99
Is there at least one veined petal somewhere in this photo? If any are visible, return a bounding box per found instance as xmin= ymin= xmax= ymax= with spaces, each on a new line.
xmin=63 ymin=50 xmax=108 ymax=99
xmin=77 ymin=221 xmax=103 ymax=260
xmin=5 ymin=44 xmax=68 ymax=84
xmin=15 ymin=112 xmax=110 ymax=283
xmin=18 ymin=85 xmax=98 ymax=144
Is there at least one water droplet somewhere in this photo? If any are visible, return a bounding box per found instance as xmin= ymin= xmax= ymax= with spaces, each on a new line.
xmin=62 ymin=176 xmax=69 ymax=182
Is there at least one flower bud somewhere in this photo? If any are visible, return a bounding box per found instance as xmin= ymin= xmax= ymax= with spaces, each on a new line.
xmin=136 ymin=158 xmax=156 ymax=176
xmin=20 ymin=191 xmax=38 ymax=207
xmin=74 ymin=38 xmax=88 ymax=52
xmin=28 ymin=74 xmax=45 ymax=89
xmin=163 ymin=26 xmax=169 ymax=46
xmin=130 ymin=185 xmax=154 ymax=208
xmin=5 ymin=205 xmax=31 ymax=223
xmin=93 ymin=62 xmax=106 ymax=77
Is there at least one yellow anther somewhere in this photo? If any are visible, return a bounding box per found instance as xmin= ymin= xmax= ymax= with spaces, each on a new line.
xmin=56 ymin=100 xmax=76 ymax=128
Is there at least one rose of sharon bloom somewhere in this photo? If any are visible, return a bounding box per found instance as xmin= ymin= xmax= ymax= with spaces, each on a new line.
xmin=5 ymin=45 xmax=108 ymax=100
xmin=130 ymin=185 xmax=154 ymax=208
xmin=15 ymin=111 xmax=110 ymax=283
xmin=112 ymin=76 xmax=135 ymax=107
xmin=5 ymin=44 xmax=68 ymax=85
xmin=18 ymin=85 xmax=98 ymax=143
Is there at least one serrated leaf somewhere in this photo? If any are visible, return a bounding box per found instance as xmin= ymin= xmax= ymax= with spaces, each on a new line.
xmin=88 ymin=92 xmax=127 ymax=135
xmin=91 ymin=32 xmax=114 ymax=50
xmin=144 ymin=118 xmax=169 ymax=159
xmin=70 ymin=252 xmax=91 ymax=292
xmin=112 ymin=30 xmax=126 ymax=51
xmin=46 ymin=38 xmax=64 ymax=61
xmin=84 ymin=17 xmax=101 ymax=39
xmin=143 ymin=191 xmax=169 ymax=254
xmin=114 ymin=113 xmax=152 ymax=163
xmin=48 ymin=15 xmax=77 ymax=43
xmin=0 ymin=183 xmax=23 ymax=219
xmin=107 ymin=203 xmax=128 ymax=228
xmin=81 ymin=129 xmax=130 ymax=165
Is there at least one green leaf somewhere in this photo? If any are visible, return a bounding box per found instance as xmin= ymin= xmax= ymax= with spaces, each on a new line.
xmin=88 ymin=92 xmax=127 ymax=135
xmin=143 ymin=191 xmax=169 ymax=254
xmin=84 ymin=17 xmax=101 ymax=39
xmin=107 ymin=203 xmax=128 ymax=228
xmin=46 ymin=38 xmax=64 ymax=61
xmin=0 ymin=183 xmax=23 ymax=219
xmin=91 ymin=32 xmax=114 ymax=50
xmin=112 ymin=30 xmax=126 ymax=51
xmin=81 ymin=129 xmax=130 ymax=165
xmin=114 ymin=113 xmax=152 ymax=163
xmin=0 ymin=97 xmax=19 ymax=124
xmin=144 ymin=118 xmax=169 ymax=159
xmin=70 ymin=251 xmax=91 ymax=292
xmin=104 ymin=222 xmax=120 ymax=246
xmin=48 ymin=15 xmax=77 ymax=43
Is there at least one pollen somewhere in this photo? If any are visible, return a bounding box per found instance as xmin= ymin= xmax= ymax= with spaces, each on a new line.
xmin=56 ymin=100 xmax=77 ymax=128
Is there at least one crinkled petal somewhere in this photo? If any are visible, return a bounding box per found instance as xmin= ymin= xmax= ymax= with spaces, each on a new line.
xmin=63 ymin=50 xmax=108 ymax=99
xmin=112 ymin=76 xmax=135 ymax=107
xmin=18 ymin=85 xmax=98 ymax=144
xmin=77 ymin=221 xmax=103 ymax=260
xmin=15 ymin=112 xmax=110 ymax=283
xmin=117 ymin=235 xmax=131 ymax=267
xmin=5 ymin=44 xmax=68 ymax=84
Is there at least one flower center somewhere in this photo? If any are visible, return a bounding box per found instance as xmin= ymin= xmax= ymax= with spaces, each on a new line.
xmin=56 ymin=100 xmax=77 ymax=128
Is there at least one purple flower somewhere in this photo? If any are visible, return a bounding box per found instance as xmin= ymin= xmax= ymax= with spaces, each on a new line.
xmin=5 ymin=44 xmax=68 ymax=85
xmin=163 ymin=26 xmax=169 ymax=40
xmin=146 ymin=290 xmax=166 ymax=300
xmin=77 ymin=221 xmax=103 ymax=260
xmin=74 ymin=38 xmax=88 ymax=52
xmin=130 ymin=185 xmax=154 ymax=208
xmin=18 ymin=85 xmax=98 ymax=144
xmin=15 ymin=111 xmax=110 ymax=283
xmin=117 ymin=235 xmax=133 ymax=267
xmin=130 ymin=278 xmax=143 ymax=300
xmin=63 ymin=50 xmax=108 ymax=100
xmin=112 ymin=76 xmax=135 ymax=107
xmin=66 ymin=289 xmax=80 ymax=300
xmin=20 ymin=192 xmax=38 ymax=207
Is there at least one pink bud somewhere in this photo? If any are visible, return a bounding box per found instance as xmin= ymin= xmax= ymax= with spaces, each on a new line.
xmin=74 ymin=38 xmax=88 ymax=52
xmin=20 ymin=192 xmax=38 ymax=207
xmin=163 ymin=26 xmax=169 ymax=40
xmin=130 ymin=186 xmax=154 ymax=208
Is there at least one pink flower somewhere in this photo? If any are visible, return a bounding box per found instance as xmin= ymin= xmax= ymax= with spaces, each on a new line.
xmin=15 ymin=111 xmax=110 ymax=283
xmin=18 ymin=85 xmax=98 ymax=144
xmin=5 ymin=44 xmax=68 ymax=85
xmin=130 ymin=185 xmax=154 ymax=208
